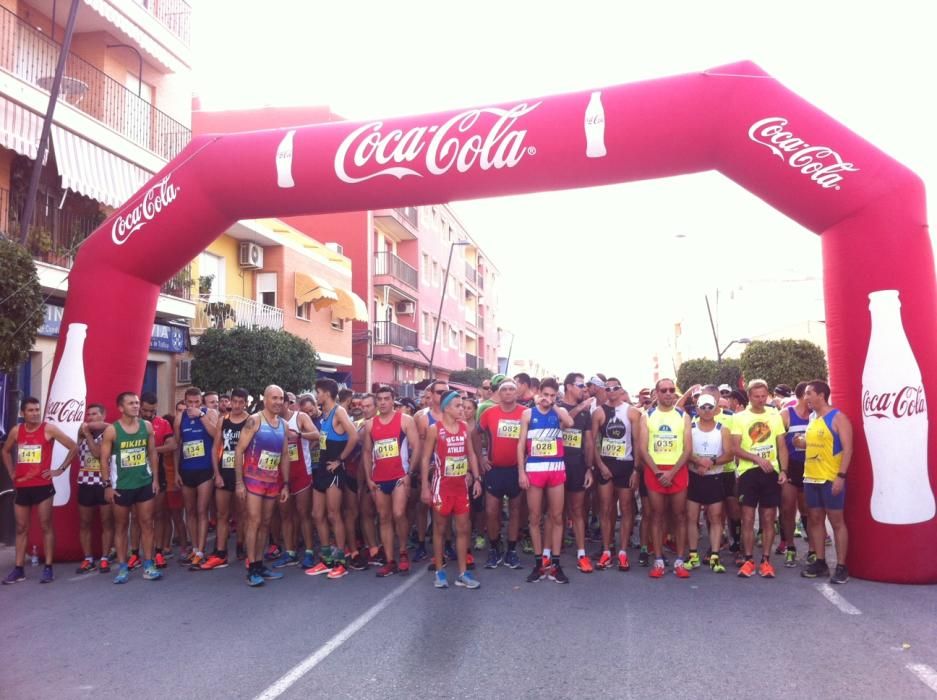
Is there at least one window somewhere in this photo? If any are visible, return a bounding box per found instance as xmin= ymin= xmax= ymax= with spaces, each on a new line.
xmin=422 ymin=253 xmax=430 ymax=284
xmin=198 ymin=251 xmax=225 ymax=301
xmin=450 ymin=326 xmax=459 ymax=350
xmin=330 ymin=312 xmax=345 ymax=331
xmin=441 ymin=321 xmax=449 ymax=349
xmin=296 ymin=302 xmax=309 ymax=320
xmin=432 ymin=260 xmax=440 ymax=287
xmin=422 ymin=312 xmax=431 ymax=341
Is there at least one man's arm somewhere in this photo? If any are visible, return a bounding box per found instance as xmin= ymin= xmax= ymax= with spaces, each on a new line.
xmin=421 ymin=424 xmax=438 ymax=503
xmin=1 ymin=426 xmax=19 ymax=481
xmin=100 ymin=425 xmax=117 ymax=500
xmin=234 ymin=416 xmax=260 ymax=492
xmin=715 ymin=426 xmax=734 ymax=467
xmin=361 ymin=421 xmax=375 ymax=488
xmin=516 ymin=409 xmax=531 ymax=473
xmin=555 ymin=406 xmax=574 ymax=429
xmin=334 ymin=407 xmax=359 ymax=460
xmin=831 ymin=412 xmax=854 ymax=496
xmin=200 ymin=408 xmax=219 ymax=434
xmin=279 ymin=422 xmax=290 ymax=502
xmin=45 ymin=423 xmax=77 ymax=475
xmin=298 ymin=412 xmax=319 ymax=442
xmin=673 ymin=413 xmax=693 ymax=472
xmin=210 ymin=418 xmax=223 ymax=480
xmin=636 ymin=414 xmax=657 ymax=475
xmin=402 ymin=415 xmax=421 ymax=475
xmin=145 ymin=422 xmax=159 ymax=494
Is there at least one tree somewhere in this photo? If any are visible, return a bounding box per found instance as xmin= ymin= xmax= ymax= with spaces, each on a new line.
xmin=739 ymin=339 xmax=828 ymax=390
xmin=448 ymin=367 xmax=493 ymax=387
xmin=191 ymin=327 xmax=319 ymax=408
xmin=676 ymin=358 xmax=743 ymax=392
xmin=0 ymin=236 xmax=44 ymax=373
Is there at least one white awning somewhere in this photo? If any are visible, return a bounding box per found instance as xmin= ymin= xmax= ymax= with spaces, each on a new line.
xmin=82 ymin=0 xmax=187 ymax=74
xmin=0 ymin=96 xmax=47 ymax=163
xmin=50 ymin=125 xmax=152 ymax=208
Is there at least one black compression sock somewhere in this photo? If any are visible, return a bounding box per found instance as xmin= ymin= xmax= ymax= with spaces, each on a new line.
xmin=508 ymin=540 xmax=517 ymax=552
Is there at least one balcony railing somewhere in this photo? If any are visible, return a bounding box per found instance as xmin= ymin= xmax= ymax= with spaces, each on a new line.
xmin=193 ymin=294 xmax=284 ymax=332
xmin=135 ymin=0 xmax=192 ymax=46
xmin=160 ymin=264 xmax=193 ymax=300
xmin=465 ymin=262 xmax=477 ymax=286
xmin=395 ymin=207 xmax=418 ymax=229
xmin=477 ymin=315 xmax=484 ymax=331
xmin=0 ymin=5 xmax=191 ymax=160
xmin=465 ymin=353 xmax=479 ymax=370
xmin=373 ymin=321 xmax=417 ymax=349
xmin=477 ymin=270 xmax=484 ymax=289
xmin=2 ymin=186 xmax=103 ymax=269
xmin=374 ymin=251 xmax=418 ymax=290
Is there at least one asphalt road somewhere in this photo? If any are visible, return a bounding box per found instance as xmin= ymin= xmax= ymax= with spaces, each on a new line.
xmin=2 ymin=541 xmax=936 ymax=700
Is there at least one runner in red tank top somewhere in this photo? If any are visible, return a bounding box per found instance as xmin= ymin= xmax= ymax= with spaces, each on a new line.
xmin=362 ymin=386 xmax=422 ymax=577
xmin=2 ymin=396 xmax=77 ymax=584
xmin=420 ymin=391 xmax=482 ymax=590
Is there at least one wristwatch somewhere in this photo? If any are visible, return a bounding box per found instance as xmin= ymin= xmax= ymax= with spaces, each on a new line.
xmin=836 ymin=472 xmax=847 ymax=479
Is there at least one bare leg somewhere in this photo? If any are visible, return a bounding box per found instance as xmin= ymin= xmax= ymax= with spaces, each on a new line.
xmin=706 ymin=502 xmax=725 ymax=555
xmin=215 ymin=489 xmax=232 ymax=554
xmin=136 ymin=498 xmax=157 ymax=560
xmin=455 ymin=512 xmax=471 ymax=574
xmin=547 ymin=485 xmax=565 ymax=554
xmin=196 ymin=479 xmax=213 ymax=553
xmin=616 ymin=488 xmax=634 ymax=554
xmin=37 ymin=498 xmax=55 ymax=565
xmin=670 ymin=491 xmax=688 ymax=561
xmin=526 ymin=485 xmax=544 ymax=555
xmin=686 ymin=500 xmax=701 ymax=554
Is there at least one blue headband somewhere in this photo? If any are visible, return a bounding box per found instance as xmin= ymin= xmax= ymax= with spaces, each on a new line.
xmin=441 ymin=391 xmax=460 ymax=410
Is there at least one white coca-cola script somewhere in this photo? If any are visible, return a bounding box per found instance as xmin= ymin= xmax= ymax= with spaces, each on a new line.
xmin=111 ymin=176 xmax=181 ymax=245
xmin=747 ymin=117 xmax=859 ymax=190
xmin=44 ymin=398 xmax=85 ymax=423
xmin=335 ymin=102 xmax=541 ymax=184
xmin=862 ymin=386 xmax=927 ymax=419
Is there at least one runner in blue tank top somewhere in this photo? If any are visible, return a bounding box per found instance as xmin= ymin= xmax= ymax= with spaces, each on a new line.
xmin=780 ymin=381 xmax=812 ymax=567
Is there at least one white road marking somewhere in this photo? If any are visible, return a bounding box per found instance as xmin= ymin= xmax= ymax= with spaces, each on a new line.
xmin=907 ymin=664 xmax=937 ymax=694
xmin=815 ymin=582 xmax=861 ymax=615
xmin=68 ymin=573 xmax=99 ymax=582
xmin=254 ymin=572 xmax=424 ymax=700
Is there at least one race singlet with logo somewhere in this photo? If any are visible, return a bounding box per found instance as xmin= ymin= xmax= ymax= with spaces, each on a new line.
xmin=113 ymin=421 xmax=152 ymax=490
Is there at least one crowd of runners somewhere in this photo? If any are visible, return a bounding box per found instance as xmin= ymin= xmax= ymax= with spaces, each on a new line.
xmin=2 ymin=372 xmax=853 ymax=589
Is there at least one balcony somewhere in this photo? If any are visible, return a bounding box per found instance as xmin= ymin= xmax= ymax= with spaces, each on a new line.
xmin=192 ymin=294 xmax=284 ymax=332
xmin=0 ymin=5 xmax=191 ymax=160
xmin=465 ymin=352 xmax=479 ymax=370
xmin=374 ymin=207 xmax=419 ymax=240
xmin=373 ymin=321 xmax=417 ymax=349
xmin=374 ymin=251 xmax=418 ymax=291
xmin=2 ymin=185 xmax=104 ymax=269
xmin=465 ymin=262 xmax=477 ymax=286
xmin=160 ymin=264 xmax=193 ymax=300
xmin=136 ymin=0 xmax=192 ymax=46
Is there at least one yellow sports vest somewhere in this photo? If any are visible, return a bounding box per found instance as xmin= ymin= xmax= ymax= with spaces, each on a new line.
xmin=646 ymin=408 xmax=685 ymax=465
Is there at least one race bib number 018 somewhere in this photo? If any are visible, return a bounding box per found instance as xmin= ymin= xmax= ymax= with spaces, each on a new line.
xmin=497 ymin=420 xmax=521 ymax=439
xmin=374 ymin=438 xmax=400 ymax=460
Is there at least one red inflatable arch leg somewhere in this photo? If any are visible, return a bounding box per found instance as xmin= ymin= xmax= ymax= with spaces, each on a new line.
xmin=39 ymin=61 xmax=935 ymax=583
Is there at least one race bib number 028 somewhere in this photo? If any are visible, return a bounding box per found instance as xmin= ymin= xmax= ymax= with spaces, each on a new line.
xmin=530 ymin=439 xmax=558 ymax=457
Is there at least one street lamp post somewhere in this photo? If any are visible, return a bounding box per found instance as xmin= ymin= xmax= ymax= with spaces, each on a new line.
xmin=425 ymin=240 xmax=469 ymax=379
xmin=718 ymin=337 xmax=752 ymax=362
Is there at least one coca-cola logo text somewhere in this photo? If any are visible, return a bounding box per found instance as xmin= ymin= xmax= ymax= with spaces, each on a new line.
xmin=747 ymin=117 xmax=859 ymax=190
xmin=111 ymin=176 xmax=181 ymax=245
xmin=862 ymin=386 xmax=926 ymax=419
xmin=334 ymin=102 xmax=540 ymax=184
xmin=44 ymin=398 xmax=85 ymax=423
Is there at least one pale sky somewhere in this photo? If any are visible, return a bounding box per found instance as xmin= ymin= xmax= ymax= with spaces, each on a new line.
xmin=192 ymin=0 xmax=937 ymax=389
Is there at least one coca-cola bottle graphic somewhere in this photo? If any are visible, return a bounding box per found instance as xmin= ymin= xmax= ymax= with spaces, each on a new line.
xmin=584 ymin=91 xmax=607 ymax=158
xmin=44 ymin=322 xmax=87 ymax=507
xmin=862 ymin=290 xmax=934 ymax=524
xmin=276 ymin=129 xmax=296 ymax=188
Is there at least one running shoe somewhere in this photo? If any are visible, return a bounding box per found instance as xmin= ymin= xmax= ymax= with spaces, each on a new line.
xmin=759 ymin=560 xmax=776 ymax=578
xmin=154 ymin=552 xmax=167 ymax=569
xmin=75 ymin=559 xmax=95 ymax=575
xmin=347 ymin=551 xmax=368 ymax=571
xmin=649 ymin=564 xmax=665 ymax=579
xmin=801 ymin=559 xmax=830 ymax=579
xmin=577 ymin=555 xmax=594 ymax=573
xmin=794 ymin=524 xmax=805 ymax=539
xmin=549 ymin=564 xmax=569 ymax=584
xmin=434 ymin=570 xmax=449 ymax=588
xmin=444 ymin=542 xmax=457 ymax=561
xmin=806 ymin=551 xmax=818 ymax=565
xmin=368 ymin=548 xmax=386 ymax=567
xmin=503 ymin=550 xmax=521 ymax=569
xmin=260 ymin=566 xmax=284 ymax=580
xmin=105 ymin=548 xmax=118 ymax=562
xmin=709 ymin=554 xmax=726 ymax=574
xmin=734 ymin=551 xmax=746 ymax=567
xmin=774 ymin=540 xmax=787 ymax=556
xmin=637 ymin=550 xmax=650 ymax=568
xmin=830 ymin=564 xmax=849 ymax=584
xmin=179 ymin=549 xmax=194 ymax=565
xmin=113 ymin=565 xmax=130 ymax=584
xmin=456 ymin=571 xmax=480 ymax=589
xmin=674 ymin=565 xmax=690 ymax=579
xmin=142 ymin=564 xmax=162 ymax=581
xmin=305 ymin=561 xmax=332 ymax=576
xmin=187 ymin=553 xmax=205 ymax=570
xmin=272 ymin=552 xmax=300 ymax=569
xmin=484 ymin=548 xmax=501 ymax=569
xmin=2 ymin=567 xmax=25 ymax=585
xmin=37 ymin=565 xmax=53 ymax=584
xmin=413 ymin=544 xmax=428 ymax=562
xmin=200 ymin=554 xmax=229 ymax=570
xmin=236 ymin=544 xmax=247 ymax=561
xmin=127 ymin=553 xmax=142 ymax=570
xmin=327 ymin=563 xmax=348 ymax=579
xmin=824 ymin=534 xmax=833 ymax=546
xmin=474 ymin=534 xmax=486 ymax=551
xmin=617 ymin=552 xmax=631 ymax=572
xmin=728 ymin=541 xmax=741 ymax=554
xmin=98 ymin=558 xmax=111 ymax=574
xmin=301 ymin=551 xmax=316 ymax=570
xmin=664 ymin=535 xmax=677 ymax=553
xmin=526 ymin=562 xmax=544 ymax=583
xmin=398 ymin=552 xmax=411 ymax=574
xmin=784 ymin=549 xmax=797 ymax=568
xmin=376 ymin=561 xmax=398 ymax=577
xmin=466 ymin=552 xmax=475 ymax=570
xmin=737 ymin=560 xmax=756 ymax=578
xmin=684 ymin=552 xmax=700 ymax=570
xmin=264 ymin=544 xmax=282 ymax=560
xmin=246 ymin=571 xmax=264 ymax=587
xmin=596 ymin=551 xmax=613 ymax=570
xmin=162 ymin=548 xmax=175 ymax=561
xmin=521 ymin=537 xmax=534 ymax=555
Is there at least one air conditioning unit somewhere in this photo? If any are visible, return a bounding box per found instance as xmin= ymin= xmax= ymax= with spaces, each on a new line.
xmin=325 ymin=242 xmax=344 ymax=256
xmin=395 ymin=300 xmax=415 ymax=315
xmin=176 ymin=359 xmax=192 ymax=385
xmin=239 ymin=242 xmax=264 ymax=269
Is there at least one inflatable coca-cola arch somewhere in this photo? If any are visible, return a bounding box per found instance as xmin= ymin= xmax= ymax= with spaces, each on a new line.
xmin=42 ymin=61 xmax=936 ymax=583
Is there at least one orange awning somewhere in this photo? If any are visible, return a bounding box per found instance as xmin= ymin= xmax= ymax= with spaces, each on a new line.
xmin=294 ymin=272 xmax=338 ymax=310
xmin=332 ymin=287 xmax=369 ymax=322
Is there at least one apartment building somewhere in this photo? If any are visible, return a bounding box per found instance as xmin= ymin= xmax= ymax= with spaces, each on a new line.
xmin=0 ymin=0 xmax=193 ymax=414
